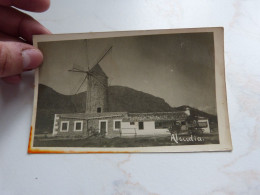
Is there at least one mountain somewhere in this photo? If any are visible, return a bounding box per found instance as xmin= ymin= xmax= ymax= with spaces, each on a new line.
xmin=36 ymin=84 xmax=86 ymax=113
xmin=35 ymin=84 xmax=217 ymax=134
xmin=108 ymin=86 xmax=176 ymax=113
xmin=35 ymin=85 xmax=86 ymax=134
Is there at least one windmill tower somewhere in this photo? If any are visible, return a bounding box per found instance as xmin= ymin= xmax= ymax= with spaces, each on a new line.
xmin=69 ymin=45 xmax=112 ymax=113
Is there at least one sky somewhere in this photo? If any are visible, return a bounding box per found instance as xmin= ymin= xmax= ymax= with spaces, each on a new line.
xmin=38 ymin=32 xmax=216 ymax=115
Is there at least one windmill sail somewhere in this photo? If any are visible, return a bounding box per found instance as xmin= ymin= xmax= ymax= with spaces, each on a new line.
xmin=95 ymin=46 xmax=112 ymax=66
xmin=68 ymin=45 xmax=112 ymax=94
xmin=68 ymin=43 xmax=111 ymax=113
xmin=75 ymin=74 xmax=88 ymax=94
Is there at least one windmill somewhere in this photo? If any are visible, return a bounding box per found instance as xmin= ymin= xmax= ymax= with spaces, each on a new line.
xmin=68 ymin=45 xmax=112 ymax=113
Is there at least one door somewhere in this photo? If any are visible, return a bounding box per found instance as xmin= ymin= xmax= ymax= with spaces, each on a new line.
xmin=138 ymin=122 xmax=144 ymax=130
xmin=100 ymin=121 xmax=107 ymax=136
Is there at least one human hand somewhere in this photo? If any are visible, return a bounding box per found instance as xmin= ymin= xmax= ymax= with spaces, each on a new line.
xmin=0 ymin=0 xmax=50 ymax=84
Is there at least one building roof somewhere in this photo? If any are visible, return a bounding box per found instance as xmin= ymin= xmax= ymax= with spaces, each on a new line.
xmin=58 ymin=111 xmax=188 ymax=122
xmin=122 ymin=112 xmax=188 ymax=122
xmin=58 ymin=112 xmax=127 ymax=120
xmin=89 ymin=64 xmax=108 ymax=78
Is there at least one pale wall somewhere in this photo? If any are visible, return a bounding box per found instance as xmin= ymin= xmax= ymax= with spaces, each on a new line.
xmin=121 ymin=121 xmax=170 ymax=136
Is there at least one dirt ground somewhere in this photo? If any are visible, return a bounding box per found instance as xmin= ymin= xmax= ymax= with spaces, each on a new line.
xmin=33 ymin=133 xmax=219 ymax=147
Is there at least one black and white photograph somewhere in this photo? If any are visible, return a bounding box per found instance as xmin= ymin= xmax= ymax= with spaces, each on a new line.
xmin=29 ymin=28 xmax=231 ymax=153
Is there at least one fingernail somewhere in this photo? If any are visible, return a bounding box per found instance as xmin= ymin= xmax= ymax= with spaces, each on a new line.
xmin=22 ymin=49 xmax=43 ymax=70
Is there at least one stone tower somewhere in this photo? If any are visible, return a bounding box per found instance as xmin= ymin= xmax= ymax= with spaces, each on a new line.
xmin=86 ymin=64 xmax=108 ymax=113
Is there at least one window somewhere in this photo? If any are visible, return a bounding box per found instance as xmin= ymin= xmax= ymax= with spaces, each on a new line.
xmin=97 ymin=107 xmax=102 ymax=113
xmin=74 ymin=121 xmax=83 ymax=131
xmin=198 ymin=122 xmax=208 ymax=128
xmin=155 ymin=122 xmax=163 ymax=129
xmin=130 ymin=122 xmax=135 ymax=125
xmin=115 ymin=121 xmax=121 ymax=129
xmin=155 ymin=121 xmax=172 ymax=129
xmin=113 ymin=120 xmax=121 ymax=131
xmin=138 ymin=122 xmax=144 ymax=130
xmin=60 ymin=121 xmax=69 ymax=132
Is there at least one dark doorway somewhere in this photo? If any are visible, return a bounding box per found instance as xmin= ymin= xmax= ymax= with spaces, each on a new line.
xmin=100 ymin=121 xmax=107 ymax=135
xmin=139 ymin=122 xmax=144 ymax=130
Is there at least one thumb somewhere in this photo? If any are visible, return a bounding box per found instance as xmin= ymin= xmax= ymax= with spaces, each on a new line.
xmin=0 ymin=41 xmax=43 ymax=78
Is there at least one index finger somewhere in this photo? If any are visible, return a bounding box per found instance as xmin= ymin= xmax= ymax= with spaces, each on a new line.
xmin=0 ymin=0 xmax=50 ymax=12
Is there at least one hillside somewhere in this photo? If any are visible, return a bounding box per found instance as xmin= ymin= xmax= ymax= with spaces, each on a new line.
xmin=108 ymin=86 xmax=175 ymax=113
xmin=35 ymin=85 xmax=86 ymax=134
xmin=35 ymin=84 xmax=178 ymax=134
xmin=35 ymin=84 xmax=217 ymax=134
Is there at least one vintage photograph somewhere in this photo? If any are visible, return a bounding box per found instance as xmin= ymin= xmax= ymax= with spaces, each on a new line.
xmin=29 ymin=28 xmax=232 ymax=153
